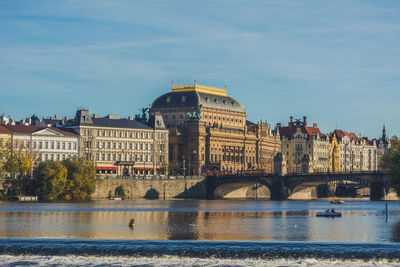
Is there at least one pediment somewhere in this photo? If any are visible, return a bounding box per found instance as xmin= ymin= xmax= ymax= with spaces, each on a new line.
xmin=32 ymin=128 xmax=63 ymax=136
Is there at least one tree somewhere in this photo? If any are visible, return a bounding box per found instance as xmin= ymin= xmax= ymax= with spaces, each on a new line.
xmin=3 ymin=141 xmax=34 ymax=179
xmin=3 ymin=140 xmax=37 ymax=196
xmin=32 ymin=161 xmax=68 ymax=200
xmin=381 ymin=136 xmax=400 ymax=196
xmin=61 ymin=158 xmax=97 ymax=200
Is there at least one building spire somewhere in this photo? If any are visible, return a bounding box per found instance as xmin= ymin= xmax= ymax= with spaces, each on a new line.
xmin=382 ymin=123 xmax=387 ymax=139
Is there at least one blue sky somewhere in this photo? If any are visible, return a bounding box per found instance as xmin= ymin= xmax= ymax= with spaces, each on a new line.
xmin=0 ymin=0 xmax=399 ymax=138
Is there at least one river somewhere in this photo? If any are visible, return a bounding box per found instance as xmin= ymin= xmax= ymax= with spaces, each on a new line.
xmin=0 ymin=199 xmax=399 ymax=266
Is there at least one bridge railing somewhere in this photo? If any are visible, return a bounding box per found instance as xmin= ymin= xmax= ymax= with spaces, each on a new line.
xmin=207 ymin=170 xmax=388 ymax=178
xmin=101 ymin=175 xmax=205 ymax=180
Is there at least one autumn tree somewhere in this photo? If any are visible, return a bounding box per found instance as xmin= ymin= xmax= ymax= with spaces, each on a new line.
xmin=381 ymin=136 xmax=400 ymax=196
xmin=3 ymin=140 xmax=37 ymax=195
xmin=32 ymin=161 xmax=68 ymax=200
xmin=61 ymin=158 xmax=97 ymax=200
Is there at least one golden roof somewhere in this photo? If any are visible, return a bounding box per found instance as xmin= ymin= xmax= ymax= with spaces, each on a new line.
xmin=172 ymin=84 xmax=227 ymax=97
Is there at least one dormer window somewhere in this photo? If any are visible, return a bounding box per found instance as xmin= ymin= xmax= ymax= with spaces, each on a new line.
xmin=214 ymin=99 xmax=218 ymax=104
xmin=181 ymin=96 xmax=186 ymax=102
xmin=166 ymin=96 xmax=171 ymax=103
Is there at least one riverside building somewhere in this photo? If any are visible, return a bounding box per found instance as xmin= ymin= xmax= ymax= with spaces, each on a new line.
xmin=3 ymin=125 xmax=79 ymax=162
xmin=331 ymin=129 xmax=378 ymax=172
xmin=66 ymin=109 xmax=169 ymax=177
xmin=150 ymin=83 xmax=281 ymax=176
xmin=278 ymin=117 xmax=330 ymax=173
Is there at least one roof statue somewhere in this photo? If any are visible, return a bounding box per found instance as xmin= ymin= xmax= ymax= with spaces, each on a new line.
xmin=187 ymin=104 xmax=202 ymax=120
xmin=135 ymin=108 xmax=148 ymax=122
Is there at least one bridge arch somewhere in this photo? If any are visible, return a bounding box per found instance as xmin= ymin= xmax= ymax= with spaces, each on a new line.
xmin=207 ymin=172 xmax=390 ymax=200
xmin=284 ymin=173 xmax=390 ymax=200
xmin=208 ymin=177 xmax=274 ymax=199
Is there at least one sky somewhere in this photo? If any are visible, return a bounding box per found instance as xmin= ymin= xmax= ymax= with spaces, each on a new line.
xmin=0 ymin=0 xmax=399 ymax=138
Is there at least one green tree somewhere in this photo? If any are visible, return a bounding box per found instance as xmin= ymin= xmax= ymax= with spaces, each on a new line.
xmin=32 ymin=161 xmax=68 ymax=200
xmin=62 ymin=158 xmax=97 ymax=200
xmin=381 ymin=136 xmax=400 ymax=196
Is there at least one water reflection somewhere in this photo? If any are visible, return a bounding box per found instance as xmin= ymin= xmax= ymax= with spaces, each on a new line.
xmin=0 ymin=200 xmax=398 ymax=242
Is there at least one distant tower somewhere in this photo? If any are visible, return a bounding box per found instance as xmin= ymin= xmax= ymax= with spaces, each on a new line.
xmin=382 ymin=124 xmax=387 ymax=140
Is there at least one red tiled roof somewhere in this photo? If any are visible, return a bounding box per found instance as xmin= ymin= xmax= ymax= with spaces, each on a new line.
xmin=4 ymin=125 xmax=78 ymax=136
xmin=0 ymin=125 xmax=10 ymax=133
xmin=279 ymin=125 xmax=323 ymax=139
xmin=333 ymin=129 xmax=360 ymax=142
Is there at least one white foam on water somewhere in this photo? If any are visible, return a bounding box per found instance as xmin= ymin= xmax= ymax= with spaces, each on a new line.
xmin=0 ymin=255 xmax=399 ymax=267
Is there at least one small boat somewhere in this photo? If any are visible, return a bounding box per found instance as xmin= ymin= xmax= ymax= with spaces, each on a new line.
xmin=109 ymin=197 xmax=122 ymax=200
xmin=316 ymin=211 xmax=342 ymax=217
xmin=330 ymin=200 xmax=344 ymax=204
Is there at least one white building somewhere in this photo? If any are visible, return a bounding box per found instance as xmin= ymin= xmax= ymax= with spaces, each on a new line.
xmin=360 ymin=138 xmax=378 ymax=171
xmin=333 ymin=130 xmax=378 ymax=172
xmin=66 ymin=109 xmax=169 ymax=177
xmin=4 ymin=125 xmax=79 ymax=162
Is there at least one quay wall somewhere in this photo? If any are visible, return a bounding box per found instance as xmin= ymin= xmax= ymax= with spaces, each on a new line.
xmin=93 ymin=178 xmax=207 ymax=200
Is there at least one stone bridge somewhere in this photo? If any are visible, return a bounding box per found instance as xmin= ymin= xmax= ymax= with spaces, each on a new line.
xmin=205 ymin=172 xmax=391 ymax=200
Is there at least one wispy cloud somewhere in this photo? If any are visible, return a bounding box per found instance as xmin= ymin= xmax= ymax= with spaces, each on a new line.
xmin=0 ymin=0 xmax=399 ymax=137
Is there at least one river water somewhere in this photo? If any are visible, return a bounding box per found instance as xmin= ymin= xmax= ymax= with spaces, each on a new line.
xmin=0 ymin=199 xmax=400 ymax=266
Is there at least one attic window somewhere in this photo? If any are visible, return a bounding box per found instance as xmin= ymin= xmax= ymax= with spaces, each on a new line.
xmin=214 ymin=99 xmax=218 ymax=104
xmin=166 ymin=96 xmax=171 ymax=103
xmin=204 ymin=97 xmax=209 ymax=102
xmin=181 ymin=96 xmax=186 ymax=102
xmin=231 ymin=101 xmax=235 ymax=106
xmin=222 ymin=100 xmax=226 ymax=105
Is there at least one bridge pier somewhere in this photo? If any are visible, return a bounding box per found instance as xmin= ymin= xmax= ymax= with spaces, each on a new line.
xmin=370 ymin=181 xmax=386 ymax=200
xmin=270 ymin=179 xmax=290 ymax=200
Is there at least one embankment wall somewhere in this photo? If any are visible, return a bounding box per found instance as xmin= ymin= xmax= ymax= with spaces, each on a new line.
xmin=93 ymin=178 xmax=207 ymax=200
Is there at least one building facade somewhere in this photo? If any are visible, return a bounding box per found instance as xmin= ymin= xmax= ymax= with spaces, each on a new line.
xmin=332 ymin=129 xmax=378 ymax=172
xmin=3 ymin=125 xmax=79 ymax=162
xmin=361 ymin=138 xmax=378 ymax=171
xmin=150 ymin=83 xmax=281 ymax=176
xmin=278 ymin=117 xmax=330 ymax=173
xmin=66 ymin=109 xmax=169 ymax=177
xmin=329 ymin=133 xmax=340 ymax=173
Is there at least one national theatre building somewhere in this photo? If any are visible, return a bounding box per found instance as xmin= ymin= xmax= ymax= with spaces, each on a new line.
xmin=150 ymin=83 xmax=281 ymax=176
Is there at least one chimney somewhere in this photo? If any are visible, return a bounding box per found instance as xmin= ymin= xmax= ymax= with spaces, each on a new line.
xmin=128 ymin=116 xmax=134 ymax=120
xmin=313 ymin=123 xmax=318 ymax=128
xmin=290 ymin=116 xmax=293 ymax=125
xmin=303 ymin=116 xmax=307 ymax=126
xmin=92 ymin=114 xmax=99 ymax=119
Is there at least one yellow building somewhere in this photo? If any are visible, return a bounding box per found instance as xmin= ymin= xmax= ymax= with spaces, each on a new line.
xmin=150 ymin=83 xmax=281 ymax=175
xmin=329 ymin=133 xmax=340 ymax=173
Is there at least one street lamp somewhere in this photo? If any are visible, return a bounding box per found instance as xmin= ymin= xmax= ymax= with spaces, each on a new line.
xmin=188 ymin=150 xmax=197 ymax=177
xmin=182 ymin=155 xmax=186 ymax=179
